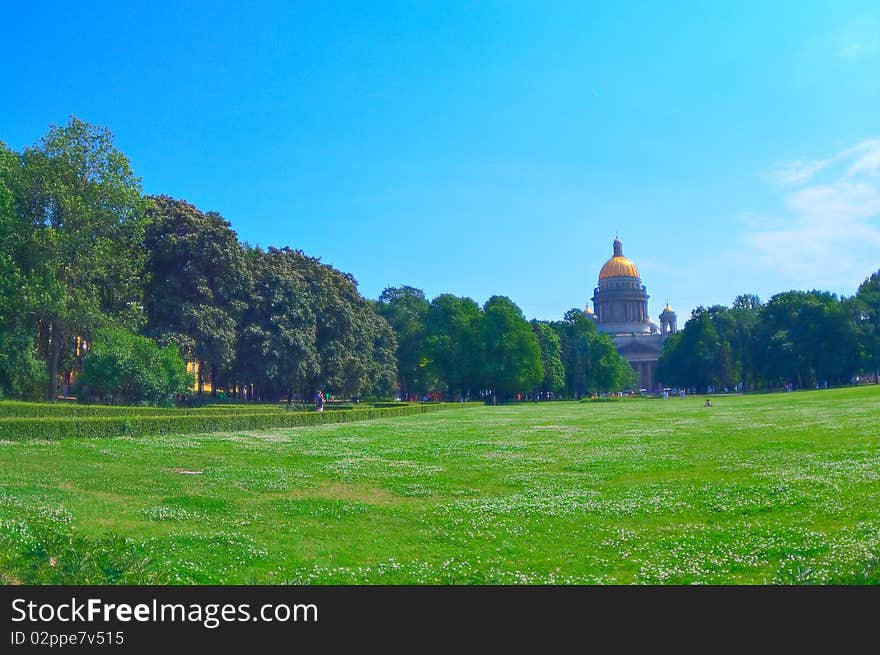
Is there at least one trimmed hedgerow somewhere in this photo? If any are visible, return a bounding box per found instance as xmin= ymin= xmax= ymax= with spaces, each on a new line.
xmin=0 ymin=403 xmax=482 ymax=440
xmin=0 ymin=401 xmax=289 ymax=417
xmin=0 ymin=400 xmax=407 ymax=418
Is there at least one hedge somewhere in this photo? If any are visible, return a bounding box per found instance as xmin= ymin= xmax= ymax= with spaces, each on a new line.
xmin=0 ymin=402 xmax=483 ymax=440
xmin=0 ymin=401 xmax=286 ymax=418
xmin=0 ymin=400 xmax=406 ymax=418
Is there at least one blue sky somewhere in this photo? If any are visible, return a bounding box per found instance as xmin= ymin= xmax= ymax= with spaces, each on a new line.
xmin=2 ymin=1 xmax=879 ymax=321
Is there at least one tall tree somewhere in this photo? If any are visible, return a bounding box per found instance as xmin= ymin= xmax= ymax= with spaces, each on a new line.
xmin=480 ymin=296 xmax=542 ymax=402
xmin=590 ymin=330 xmax=638 ymax=393
xmin=291 ymin=248 xmax=397 ymax=399
xmin=424 ymin=294 xmax=483 ymax=399
xmin=656 ymin=309 xmax=727 ymax=392
xmin=655 ymin=331 xmax=684 ymax=388
xmin=552 ymin=309 xmax=634 ymax=396
xmin=552 ymin=309 xmax=595 ymax=398
xmin=373 ymin=286 xmax=430 ymax=398
xmin=727 ymin=294 xmax=763 ymax=390
xmin=855 ymin=271 xmax=880 ymax=382
xmin=756 ymin=290 xmax=860 ymax=388
xmin=143 ymin=195 xmax=251 ymax=396
xmin=532 ymin=320 xmax=565 ymax=395
xmin=0 ymin=142 xmax=45 ymax=397
xmin=236 ymin=247 xmax=319 ymax=402
xmin=18 ymin=117 xmax=148 ymax=400
xmin=658 ymin=296 xmax=762 ymax=392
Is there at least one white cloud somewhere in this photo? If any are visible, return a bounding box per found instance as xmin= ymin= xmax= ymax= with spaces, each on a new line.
xmin=769 ymin=139 xmax=880 ymax=187
xmin=785 ymin=181 xmax=880 ymax=223
xmin=838 ymin=41 xmax=879 ymax=61
xmin=845 ymin=139 xmax=880 ymax=178
xmin=831 ymin=17 xmax=880 ymax=62
xmin=746 ymin=140 xmax=880 ymax=289
xmin=770 ymin=158 xmax=834 ymax=186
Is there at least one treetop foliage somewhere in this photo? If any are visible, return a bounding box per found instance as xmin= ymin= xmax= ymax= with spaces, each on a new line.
xmin=658 ymin=285 xmax=877 ymax=392
xmin=0 ymin=118 xmax=397 ymax=403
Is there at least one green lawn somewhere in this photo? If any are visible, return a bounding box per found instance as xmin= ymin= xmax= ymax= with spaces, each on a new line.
xmin=2 ymin=386 xmax=880 ymax=584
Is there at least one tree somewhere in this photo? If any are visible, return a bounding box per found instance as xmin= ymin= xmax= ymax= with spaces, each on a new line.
xmin=480 ymin=296 xmax=542 ymax=402
xmin=373 ymin=286 xmax=430 ymax=398
xmin=657 ymin=296 xmax=763 ymax=392
xmin=855 ymin=271 xmax=880 ymax=381
xmin=424 ymin=294 xmax=484 ymax=399
xmin=233 ymin=247 xmax=396 ymax=402
xmin=0 ymin=143 xmax=45 ymax=397
xmin=553 ymin=310 xmax=636 ymax=395
xmin=701 ymin=305 xmax=744 ymax=389
xmin=532 ymin=321 xmax=565 ymax=395
xmin=552 ymin=310 xmax=595 ymax=398
xmin=726 ymin=295 xmax=762 ymax=390
xmin=655 ymin=331 xmax=684 ymax=388
xmin=143 ymin=196 xmax=251 ymax=396
xmin=235 ymin=247 xmax=319 ymax=402
xmin=656 ymin=309 xmax=727 ymax=392
xmin=75 ymin=327 xmax=192 ymax=405
xmin=280 ymin=248 xmax=397 ymax=400
xmin=590 ymin=330 xmax=638 ymax=393
xmin=733 ymin=294 xmax=762 ymax=312
xmin=18 ymin=117 xmax=148 ymax=400
xmin=756 ymin=291 xmax=860 ymax=388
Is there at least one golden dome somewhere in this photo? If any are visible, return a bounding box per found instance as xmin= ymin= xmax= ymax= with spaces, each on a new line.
xmin=584 ymin=305 xmax=595 ymax=315
xmin=663 ymin=303 xmax=674 ymax=313
xmin=598 ymin=236 xmax=640 ymax=280
xmin=599 ymin=256 xmax=640 ymax=280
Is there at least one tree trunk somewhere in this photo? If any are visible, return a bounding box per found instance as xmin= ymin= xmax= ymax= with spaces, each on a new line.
xmin=211 ymin=364 xmax=217 ymax=398
xmin=197 ymin=364 xmax=204 ymax=396
xmin=48 ymin=323 xmax=61 ymax=402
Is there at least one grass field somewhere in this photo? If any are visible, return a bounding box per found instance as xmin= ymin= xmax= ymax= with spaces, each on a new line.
xmin=2 ymin=386 xmax=879 ymax=584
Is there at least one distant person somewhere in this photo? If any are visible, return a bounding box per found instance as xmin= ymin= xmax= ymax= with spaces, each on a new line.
xmin=705 ymin=397 xmax=711 ymax=407
xmin=315 ymin=390 xmax=325 ymax=412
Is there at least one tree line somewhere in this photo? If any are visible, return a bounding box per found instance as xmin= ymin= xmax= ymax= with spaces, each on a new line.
xmin=372 ymin=287 xmax=637 ymax=402
xmin=0 ymin=117 xmax=395 ymax=403
xmin=656 ymin=283 xmax=880 ymax=392
xmin=14 ymin=116 xmax=871 ymax=404
xmin=0 ymin=116 xmax=637 ymax=404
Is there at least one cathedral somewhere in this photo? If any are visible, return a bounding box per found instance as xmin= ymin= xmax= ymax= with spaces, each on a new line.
xmin=585 ymin=237 xmax=677 ymax=391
